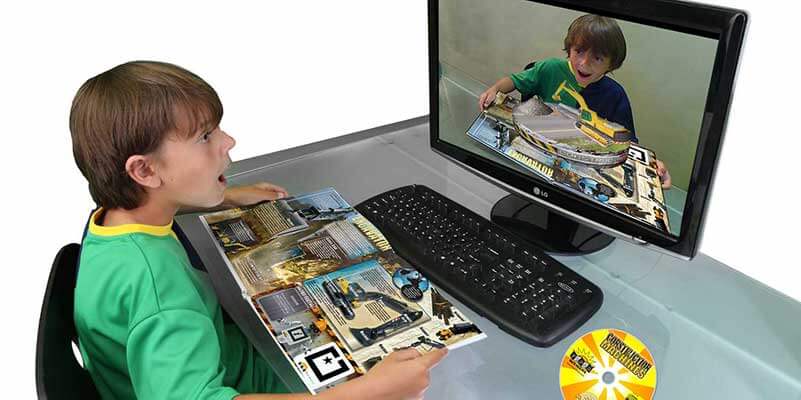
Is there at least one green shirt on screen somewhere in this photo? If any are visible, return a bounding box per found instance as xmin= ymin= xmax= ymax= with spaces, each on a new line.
xmin=510 ymin=57 xmax=583 ymax=108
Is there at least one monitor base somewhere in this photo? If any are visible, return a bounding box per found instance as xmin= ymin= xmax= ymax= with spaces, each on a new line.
xmin=490 ymin=194 xmax=614 ymax=256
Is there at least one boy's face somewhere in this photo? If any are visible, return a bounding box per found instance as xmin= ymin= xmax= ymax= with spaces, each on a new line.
xmin=568 ymin=46 xmax=611 ymax=87
xmin=153 ymin=111 xmax=236 ymax=209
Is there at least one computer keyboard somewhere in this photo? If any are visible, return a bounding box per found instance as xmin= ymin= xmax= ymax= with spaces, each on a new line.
xmin=355 ymin=185 xmax=603 ymax=347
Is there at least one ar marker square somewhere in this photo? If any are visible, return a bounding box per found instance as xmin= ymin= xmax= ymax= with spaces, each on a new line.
xmin=294 ymin=342 xmax=354 ymax=388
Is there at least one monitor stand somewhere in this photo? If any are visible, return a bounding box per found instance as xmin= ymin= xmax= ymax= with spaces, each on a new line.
xmin=490 ymin=194 xmax=614 ymax=256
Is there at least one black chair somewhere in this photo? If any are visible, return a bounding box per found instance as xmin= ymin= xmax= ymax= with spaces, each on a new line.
xmin=36 ymin=243 xmax=101 ymax=399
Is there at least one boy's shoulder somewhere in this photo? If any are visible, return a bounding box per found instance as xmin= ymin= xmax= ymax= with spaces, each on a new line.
xmin=513 ymin=57 xmax=567 ymax=81
xmin=587 ymin=75 xmax=628 ymax=97
xmin=528 ymin=57 xmax=568 ymax=73
xmin=538 ymin=57 xmax=567 ymax=68
xmin=80 ymin=226 xmax=187 ymax=280
xmin=79 ymin=209 xmax=187 ymax=269
xmin=525 ymin=57 xmax=571 ymax=80
xmin=77 ymin=226 xmax=206 ymax=321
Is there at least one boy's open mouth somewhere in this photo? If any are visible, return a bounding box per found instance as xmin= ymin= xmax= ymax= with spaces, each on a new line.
xmin=218 ymin=161 xmax=230 ymax=185
xmin=577 ymin=70 xmax=592 ymax=79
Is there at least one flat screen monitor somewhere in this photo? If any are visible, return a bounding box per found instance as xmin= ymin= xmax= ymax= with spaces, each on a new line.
xmin=430 ymin=0 xmax=747 ymax=259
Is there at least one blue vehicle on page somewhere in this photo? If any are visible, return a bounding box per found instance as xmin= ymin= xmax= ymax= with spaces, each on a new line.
xmin=577 ymin=177 xmax=616 ymax=203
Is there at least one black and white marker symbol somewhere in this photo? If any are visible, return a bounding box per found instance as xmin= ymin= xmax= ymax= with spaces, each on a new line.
xmin=285 ymin=326 xmax=309 ymax=345
xmin=294 ymin=342 xmax=354 ymax=387
xmin=628 ymin=147 xmax=647 ymax=163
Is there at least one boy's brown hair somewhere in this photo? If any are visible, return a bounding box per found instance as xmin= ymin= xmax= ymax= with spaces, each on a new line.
xmin=563 ymin=14 xmax=627 ymax=72
xmin=70 ymin=61 xmax=223 ymax=210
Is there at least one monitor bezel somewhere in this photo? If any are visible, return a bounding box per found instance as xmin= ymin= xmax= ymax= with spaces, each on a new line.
xmin=429 ymin=0 xmax=747 ymax=258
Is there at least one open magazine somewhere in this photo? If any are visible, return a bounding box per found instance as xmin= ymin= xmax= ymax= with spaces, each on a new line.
xmin=200 ymin=188 xmax=486 ymax=393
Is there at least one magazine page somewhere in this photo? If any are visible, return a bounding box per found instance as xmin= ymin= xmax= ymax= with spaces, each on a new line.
xmin=202 ymin=188 xmax=388 ymax=296
xmin=200 ymin=188 xmax=486 ymax=393
xmin=466 ymin=94 xmax=671 ymax=234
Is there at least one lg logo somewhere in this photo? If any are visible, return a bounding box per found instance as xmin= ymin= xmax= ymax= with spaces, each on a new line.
xmin=533 ymin=186 xmax=549 ymax=198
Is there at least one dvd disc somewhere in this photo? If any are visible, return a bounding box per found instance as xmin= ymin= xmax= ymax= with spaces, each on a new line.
xmin=559 ymin=329 xmax=656 ymax=400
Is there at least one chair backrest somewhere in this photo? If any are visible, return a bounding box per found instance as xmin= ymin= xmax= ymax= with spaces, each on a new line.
xmin=36 ymin=243 xmax=101 ymax=399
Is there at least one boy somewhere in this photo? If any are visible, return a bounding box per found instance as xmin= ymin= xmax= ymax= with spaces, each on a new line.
xmin=478 ymin=14 xmax=671 ymax=187
xmin=71 ymin=61 xmax=446 ymax=400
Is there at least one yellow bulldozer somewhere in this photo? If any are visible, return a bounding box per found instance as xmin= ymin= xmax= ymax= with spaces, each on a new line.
xmin=552 ymin=81 xmax=633 ymax=146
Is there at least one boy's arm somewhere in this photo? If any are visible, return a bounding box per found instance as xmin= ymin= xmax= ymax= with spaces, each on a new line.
xmin=479 ymin=61 xmax=547 ymax=110
xmin=611 ymin=94 xmax=636 ymax=138
xmin=235 ymin=348 xmax=447 ymax=400
xmin=234 ymin=394 xmax=312 ymax=400
xmin=178 ymin=182 xmax=289 ymax=215
xmin=478 ymin=77 xmax=516 ymax=110
xmin=655 ymin=160 xmax=672 ymax=189
xmin=232 ymin=380 xmax=370 ymax=400
xmin=127 ymin=310 xmax=244 ymax=399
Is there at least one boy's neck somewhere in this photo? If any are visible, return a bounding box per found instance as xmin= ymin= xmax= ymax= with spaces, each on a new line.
xmin=103 ymin=197 xmax=179 ymax=227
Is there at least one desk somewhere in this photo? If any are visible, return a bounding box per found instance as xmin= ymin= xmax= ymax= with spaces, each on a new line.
xmin=177 ymin=117 xmax=801 ymax=399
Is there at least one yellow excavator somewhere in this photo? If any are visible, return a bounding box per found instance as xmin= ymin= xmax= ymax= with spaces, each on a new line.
xmin=552 ymin=81 xmax=633 ymax=145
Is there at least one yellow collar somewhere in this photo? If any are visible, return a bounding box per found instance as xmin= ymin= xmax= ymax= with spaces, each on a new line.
xmin=89 ymin=208 xmax=175 ymax=237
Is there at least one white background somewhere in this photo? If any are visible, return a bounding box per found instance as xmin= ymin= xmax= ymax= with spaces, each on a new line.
xmin=0 ymin=1 xmax=797 ymax=397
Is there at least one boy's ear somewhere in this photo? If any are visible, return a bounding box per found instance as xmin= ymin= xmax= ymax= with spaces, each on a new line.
xmin=125 ymin=155 xmax=162 ymax=189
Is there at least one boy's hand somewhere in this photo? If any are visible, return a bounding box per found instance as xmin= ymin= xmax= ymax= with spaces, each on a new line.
xmin=356 ymin=347 xmax=448 ymax=400
xmin=478 ymin=87 xmax=498 ymax=111
xmin=224 ymin=182 xmax=289 ymax=207
xmin=655 ymin=160 xmax=672 ymax=189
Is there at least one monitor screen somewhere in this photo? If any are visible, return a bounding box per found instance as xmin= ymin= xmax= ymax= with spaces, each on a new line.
xmin=430 ymin=0 xmax=746 ymax=258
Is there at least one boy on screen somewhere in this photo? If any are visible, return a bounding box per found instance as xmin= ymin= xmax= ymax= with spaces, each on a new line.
xmin=477 ymin=14 xmax=671 ymax=187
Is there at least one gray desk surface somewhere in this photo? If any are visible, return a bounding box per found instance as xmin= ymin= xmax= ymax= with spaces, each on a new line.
xmin=178 ymin=117 xmax=801 ymax=399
